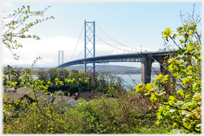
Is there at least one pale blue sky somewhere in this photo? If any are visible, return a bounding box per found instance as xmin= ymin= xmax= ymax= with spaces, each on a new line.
xmin=2 ymin=2 xmax=202 ymax=67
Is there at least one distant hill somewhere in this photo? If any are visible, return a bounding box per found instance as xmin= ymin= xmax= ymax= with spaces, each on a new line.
xmin=66 ymin=65 xmax=141 ymax=74
xmin=66 ymin=65 xmax=158 ymax=75
xmin=8 ymin=65 xmax=158 ymax=75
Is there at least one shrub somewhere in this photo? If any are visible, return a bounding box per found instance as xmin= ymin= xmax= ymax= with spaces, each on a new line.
xmin=135 ymin=22 xmax=201 ymax=134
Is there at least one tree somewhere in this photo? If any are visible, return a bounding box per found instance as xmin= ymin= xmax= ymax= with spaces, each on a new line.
xmin=135 ymin=15 xmax=201 ymax=134
xmin=3 ymin=5 xmax=54 ymax=60
xmin=48 ymin=68 xmax=58 ymax=83
xmin=3 ymin=5 xmax=56 ymax=129
xmin=36 ymin=70 xmax=48 ymax=83
xmin=98 ymin=74 xmax=105 ymax=86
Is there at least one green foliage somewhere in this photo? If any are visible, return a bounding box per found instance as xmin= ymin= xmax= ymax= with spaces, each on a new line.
xmin=3 ymin=64 xmax=171 ymax=134
xmin=4 ymin=87 xmax=172 ymax=134
xmin=36 ymin=70 xmax=48 ymax=83
xmin=135 ymin=22 xmax=201 ymax=133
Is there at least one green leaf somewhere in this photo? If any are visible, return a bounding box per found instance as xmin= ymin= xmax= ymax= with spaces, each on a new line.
xmin=162 ymin=27 xmax=173 ymax=38
xmin=154 ymin=74 xmax=163 ymax=82
xmin=155 ymin=119 xmax=162 ymax=125
xmin=177 ymin=89 xmax=184 ymax=96
xmin=185 ymin=93 xmax=191 ymax=98
xmin=146 ymin=83 xmax=152 ymax=89
xmin=161 ymin=74 xmax=169 ymax=82
xmin=169 ymin=100 xmax=175 ymax=105
xmin=169 ymin=96 xmax=176 ymax=101
xmin=168 ymin=64 xmax=174 ymax=71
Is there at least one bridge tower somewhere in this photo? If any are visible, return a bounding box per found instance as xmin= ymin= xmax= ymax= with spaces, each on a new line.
xmin=84 ymin=20 xmax=95 ymax=72
xmin=58 ymin=50 xmax=64 ymax=66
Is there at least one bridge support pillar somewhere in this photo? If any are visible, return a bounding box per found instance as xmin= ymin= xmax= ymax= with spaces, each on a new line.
xmin=141 ymin=56 xmax=153 ymax=84
xmin=84 ymin=20 xmax=95 ymax=72
xmin=84 ymin=61 xmax=87 ymax=72
xmin=93 ymin=63 xmax=95 ymax=72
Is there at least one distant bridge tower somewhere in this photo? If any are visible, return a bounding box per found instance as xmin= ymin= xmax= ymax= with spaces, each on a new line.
xmin=58 ymin=50 xmax=64 ymax=66
xmin=84 ymin=20 xmax=95 ymax=72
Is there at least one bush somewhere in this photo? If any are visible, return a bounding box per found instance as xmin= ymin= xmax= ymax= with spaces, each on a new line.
xmin=135 ymin=22 xmax=201 ymax=134
xmin=4 ymin=89 xmax=174 ymax=134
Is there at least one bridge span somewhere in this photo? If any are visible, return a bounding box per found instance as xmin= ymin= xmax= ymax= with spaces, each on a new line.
xmin=57 ymin=50 xmax=177 ymax=84
xmin=57 ymin=51 xmax=173 ymax=67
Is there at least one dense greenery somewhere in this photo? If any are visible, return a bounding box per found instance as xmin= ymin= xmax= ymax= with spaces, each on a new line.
xmin=3 ymin=63 xmax=175 ymax=134
xmin=3 ymin=74 xmax=173 ymax=134
xmin=135 ymin=22 xmax=201 ymax=133
xmin=4 ymin=66 xmax=125 ymax=96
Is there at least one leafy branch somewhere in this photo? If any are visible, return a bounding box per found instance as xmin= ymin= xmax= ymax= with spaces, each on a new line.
xmin=2 ymin=5 xmax=55 ymax=60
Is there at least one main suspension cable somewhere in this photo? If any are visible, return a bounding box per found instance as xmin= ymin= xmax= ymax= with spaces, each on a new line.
xmin=69 ymin=25 xmax=84 ymax=61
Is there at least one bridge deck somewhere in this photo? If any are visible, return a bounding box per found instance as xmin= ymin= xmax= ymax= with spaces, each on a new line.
xmin=57 ymin=50 xmax=177 ymax=68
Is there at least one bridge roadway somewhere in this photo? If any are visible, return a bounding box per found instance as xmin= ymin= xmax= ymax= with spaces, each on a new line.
xmin=57 ymin=50 xmax=175 ymax=68
xmin=57 ymin=50 xmax=177 ymax=84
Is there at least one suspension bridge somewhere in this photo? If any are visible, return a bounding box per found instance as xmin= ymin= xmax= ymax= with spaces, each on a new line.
xmin=57 ymin=20 xmax=177 ymax=84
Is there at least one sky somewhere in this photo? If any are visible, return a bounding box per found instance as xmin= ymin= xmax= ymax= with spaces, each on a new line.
xmin=1 ymin=1 xmax=202 ymax=68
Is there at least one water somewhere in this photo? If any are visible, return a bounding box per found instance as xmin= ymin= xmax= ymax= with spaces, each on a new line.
xmin=116 ymin=74 xmax=157 ymax=90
